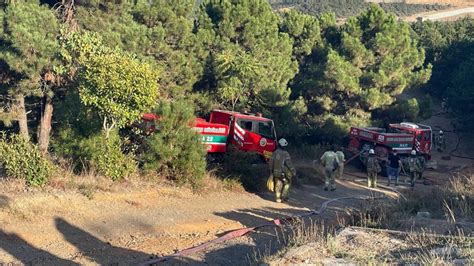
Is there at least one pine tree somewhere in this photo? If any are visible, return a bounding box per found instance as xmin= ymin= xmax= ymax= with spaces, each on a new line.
xmin=196 ymin=0 xmax=298 ymax=112
xmin=0 ymin=0 xmax=61 ymax=152
xmin=293 ymin=5 xmax=431 ymax=141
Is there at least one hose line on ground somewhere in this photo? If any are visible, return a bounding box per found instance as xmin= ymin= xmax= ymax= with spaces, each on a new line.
xmin=140 ymin=195 xmax=383 ymax=265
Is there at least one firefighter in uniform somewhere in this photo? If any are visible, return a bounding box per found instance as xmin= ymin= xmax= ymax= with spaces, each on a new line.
xmin=366 ymin=149 xmax=381 ymax=188
xmin=320 ymin=146 xmax=340 ymax=191
xmin=269 ymin=138 xmax=296 ymax=203
xmin=408 ymin=150 xmax=423 ymax=187
xmin=335 ymin=147 xmax=345 ymax=180
xmin=437 ymin=130 xmax=446 ymax=152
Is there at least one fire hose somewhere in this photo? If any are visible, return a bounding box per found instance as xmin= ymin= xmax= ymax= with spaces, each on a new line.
xmin=139 ymin=195 xmax=382 ymax=265
xmin=449 ymin=135 xmax=474 ymax=160
xmin=142 ymin=149 xmax=445 ymax=264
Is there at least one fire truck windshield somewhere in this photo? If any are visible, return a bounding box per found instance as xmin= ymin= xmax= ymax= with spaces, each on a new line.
xmin=237 ymin=118 xmax=275 ymax=139
xmin=257 ymin=121 xmax=274 ymax=139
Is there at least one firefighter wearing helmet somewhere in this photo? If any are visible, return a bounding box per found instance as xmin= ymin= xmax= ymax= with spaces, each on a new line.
xmin=436 ymin=130 xmax=446 ymax=152
xmin=269 ymin=138 xmax=296 ymax=203
xmin=408 ymin=150 xmax=424 ymax=187
xmin=366 ymin=149 xmax=381 ymax=188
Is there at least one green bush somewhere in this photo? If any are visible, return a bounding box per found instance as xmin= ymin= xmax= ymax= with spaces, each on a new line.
xmin=399 ymin=99 xmax=420 ymax=122
xmin=142 ymin=100 xmax=206 ymax=188
xmin=86 ymin=133 xmax=137 ymax=181
xmin=52 ymin=129 xmax=136 ymax=181
xmin=0 ymin=134 xmax=54 ymax=186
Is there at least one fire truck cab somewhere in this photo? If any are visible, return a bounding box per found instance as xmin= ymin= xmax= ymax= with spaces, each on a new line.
xmin=209 ymin=110 xmax=277 ymax=159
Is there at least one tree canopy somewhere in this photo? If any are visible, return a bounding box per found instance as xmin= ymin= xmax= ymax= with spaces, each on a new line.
xmin=2 ymin=0 xmax=466 ymax=185
xmin=290 ymin=5 xmax=431 ymax=141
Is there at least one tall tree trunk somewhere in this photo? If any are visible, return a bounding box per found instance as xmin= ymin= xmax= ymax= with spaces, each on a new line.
xmin=37 ymin=96 xmax=53 ymax=154
xmin=14 ymin=94 xmax=29 ymax=140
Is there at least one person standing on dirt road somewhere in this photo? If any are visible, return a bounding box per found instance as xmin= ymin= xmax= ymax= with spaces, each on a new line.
xmin=437 ymin=130 xmax=446 ymax=152
xmin=408 ymin=150 xmax=424 ymax=187
xmin=441 ymin=97 xmax=448 ymax=113
xmin=269 ymin=138 xmax=296 ymax=203
xmin=387 ymin=150 xmax=401 ymax=186
xmin=366 ymin=149 xmax=381 ymax=188
xmin=320 ymin=145 xmax=340 ymax=191
xmin=335 ymin=147 xmax=345 ymax=180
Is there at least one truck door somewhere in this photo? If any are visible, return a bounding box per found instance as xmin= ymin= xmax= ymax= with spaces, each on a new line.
xmin=234 ymin=118 xmax=277 ymax=157
xmin=255 ymin=120 xmax=277 ymax=158
xmin=415 ymin=130 xmax=432 ymax=154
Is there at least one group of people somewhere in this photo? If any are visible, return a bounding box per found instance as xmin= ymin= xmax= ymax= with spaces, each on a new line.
xmin=268 ymin=140 xmax=346 ymax=202
xmin=268 ymin=134 xmax=437 ymax=203
xmin=375 ymin=149 xmax=425 ymax=188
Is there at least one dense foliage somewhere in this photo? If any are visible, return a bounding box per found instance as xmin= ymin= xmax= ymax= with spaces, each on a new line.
xmin=0 ymin=0 xmax=470 ymax=187
xmin=413 ymin=18 xmax=474 ymax=131
xmin=86 ymin=132 xmax=137 ymax=181
xmin=77 ymin=49 xmax=159 ymax=136
xmin=289 ymin=5 xmax=431 ymax=142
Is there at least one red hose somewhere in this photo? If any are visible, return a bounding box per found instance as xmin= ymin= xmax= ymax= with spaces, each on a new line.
xmin=139 ymin=195 xmax=378 ymax=265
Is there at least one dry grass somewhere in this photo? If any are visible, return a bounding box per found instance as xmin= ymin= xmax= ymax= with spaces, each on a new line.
xmin=400 ymin=228 xmax=473 ymax=264
xmin=258 ymin=173 xmax=474 ymax=264
xmin=197 ymin=170 xmax=245 ymax=194
xmin=0 ymin=158 xmax=246 ymax=200
xmin=254 ymin=218 xmax=335 ymax=264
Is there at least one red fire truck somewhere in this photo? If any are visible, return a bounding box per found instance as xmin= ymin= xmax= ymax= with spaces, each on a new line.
xmin=347 ymin=122 xmax=433 ymax=165
xmin=142 ymin=109 xmax=278 ymax=159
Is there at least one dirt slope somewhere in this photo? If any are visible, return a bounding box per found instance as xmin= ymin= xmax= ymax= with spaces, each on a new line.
xmin=0 ymin=175 xmax=399 ymax=265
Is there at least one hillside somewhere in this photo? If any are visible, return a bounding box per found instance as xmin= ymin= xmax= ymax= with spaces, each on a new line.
xmin=270 ymin=0 xmax=452 ymax=17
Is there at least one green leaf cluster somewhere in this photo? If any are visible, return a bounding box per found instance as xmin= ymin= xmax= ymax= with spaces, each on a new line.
xmin=77 ymin=48 xmax=159 ymax=130
xmin=196 ymin=0 xmax=298 ymax=111
xmin=0 ymin=133 xmax=54 ymax=186
xmin=86 ymin=132 xmax=137 ymax=181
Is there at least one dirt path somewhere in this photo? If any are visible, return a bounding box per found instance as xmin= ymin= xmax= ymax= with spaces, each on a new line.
xmin=404 ymin=6 xmax=474 ymax=22
xmin=418 ymin=99 xmax=474 ymax=182
xmin=0 ymin=172 xmax=400 ymax=265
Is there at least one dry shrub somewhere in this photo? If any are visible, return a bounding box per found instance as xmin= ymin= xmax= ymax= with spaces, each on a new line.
xmin=447 ymin=173 xmax=474 ymax=220
xmin=198 ymin=171 xmax=245 ymax=194
xmin=286 ymin=218 xmax=333 ymax=248
xmin=401 ymin=228 xmax=473 ymax=265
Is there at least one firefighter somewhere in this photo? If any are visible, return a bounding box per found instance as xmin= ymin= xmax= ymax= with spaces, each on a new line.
xmin=408 ymin=150 xmax=424 ymax=187
xmin=335 ymin=146 xmax=345 ymax=179
xmin=437 ymin=130 xmax=446 ymax=152
xmin=441 ymin=97 xmax=447 ymax=113
xmin=366 ymin=149 xmax=381 ymax=188
xmin=269 ymin=138 xmax=296 ymax=203
xmin=320 ymin=145 xmax=340 ymax=191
